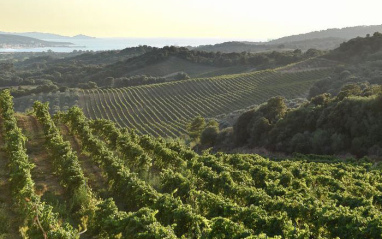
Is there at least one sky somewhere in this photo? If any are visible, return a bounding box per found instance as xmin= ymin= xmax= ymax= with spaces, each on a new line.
xmin=1 ymin=0 xmax=382 ymax=39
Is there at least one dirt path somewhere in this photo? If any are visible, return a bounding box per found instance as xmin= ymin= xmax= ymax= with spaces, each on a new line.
xmin=58 ymin=123 xmax=110 ymax=197
xmin=16 ymin=114 xmax=65 ymax=199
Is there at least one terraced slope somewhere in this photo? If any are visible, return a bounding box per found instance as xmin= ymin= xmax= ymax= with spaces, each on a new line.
xmin=79 ymin=68 xmax=332 ymax=137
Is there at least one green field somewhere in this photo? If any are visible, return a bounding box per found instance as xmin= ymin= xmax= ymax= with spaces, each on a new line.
xmin=1 ymin=90 xmax=381 ymax=238
xmin=79 ymin=69 xmax=331 ymax=137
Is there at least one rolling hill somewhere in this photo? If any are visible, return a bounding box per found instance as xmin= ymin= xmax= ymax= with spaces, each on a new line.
xmin=7 ymin=46 xmax=312 ymax=90
xmin=82 ymin=46 xmax=314 ymax=83
xmin=9 ymin=56 xmax=335 ymax=139
xmin=78 ymin=66 xmax=332 ymax=137
xmin=194 ymin=37 xmax=345 ymax=53
xmin=124 ymin=56 xmax=247 ymax=78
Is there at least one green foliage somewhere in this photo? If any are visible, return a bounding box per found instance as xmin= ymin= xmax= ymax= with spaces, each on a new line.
xmin=78 ymin=81 xmax=98 ymax=89
xmin=0 ymin=89 xmax=79 ymax=238
xmin=233 ymin=96 xmax=286 ymax=146
xmin=187 ymin=116 xmax=206 ymax=141
xmin=310 ymin=93 xmax=331 ymax=106
xmin=222 ymin=86 xmax=382 ymax=157
xmin=327 ymin=32 xmax=382 ymax=62
xmin=311 ymin=33 xmax=382 ymax=98
xmin=200 ymin=126 xmax=219 ymax=147
xmin=60 ymin=107 xmax=207 ymax=237
xmin=3 ymin=94 xmax=382 ymax=238
xmin=114 ymin=75 xmax=166 ymax=88
xmin=93 ymin=199 xmax=177 ymax=238
xmin=262 ymin=96 xmax=287 ymax=124
xmin=33 ymin=102 xmax=88 ymax=194
xmin=233 ymin=109 xmax=255 ymax=146
xmin=174 ymin=72 xmax=190 ymax=81
xmin=203 ymin=217 xmax=252 ymax=238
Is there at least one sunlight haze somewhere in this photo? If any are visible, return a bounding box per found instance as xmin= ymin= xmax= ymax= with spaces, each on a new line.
xmin=1 ymin=0 xmax=382 ymax=38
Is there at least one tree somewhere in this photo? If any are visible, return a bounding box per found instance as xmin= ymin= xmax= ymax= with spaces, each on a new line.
xmin=200 ymin=125 xmax=219 ymax=146
xmin=337 ymin=83 xmax=362 ymax=100
xmin=187 ymin=116 xmax=206 ymax=141
xmin=174 ymin=72 xmax=190 ymax=81
xmin=88 ymin=81 xmax=98 ymax=89
xmin=105 ymin=77 xmax=115 ymax=87
xmin=261 ymin=96 xmax=287 ymax=124
xmin=233 ymin=109 xmax=255 ymax=146
xmin=310 ymin=93 xmax=331 ymax=106
xmin=305 ymin=48 xmax=322 ymax=57
xmin=293 ymin=49 xmax=302 ymax=55
xmin=206 ymin=119 xmax=219 ymax=128
xmin=0 ymin=62 xmax=14 ymax=72
xmin=250 ymin=117 xmax=271 ymax=146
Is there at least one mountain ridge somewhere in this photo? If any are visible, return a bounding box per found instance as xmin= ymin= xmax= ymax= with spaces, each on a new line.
xmin=193 ymin=24 xmax=382 ymax=53
xmin=0 ymin=31 xmax=95 ymax=40
xmin=270 ymin=24 xmax=382 ymax=43
xmin=0 ymin=34 xmax=73 ymax=48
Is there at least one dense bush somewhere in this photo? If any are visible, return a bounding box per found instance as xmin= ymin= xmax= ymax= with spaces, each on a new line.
xmin=1 ymin=45 xmax=318 ymax=94
xmin=210 ymin=85 xmax=382 ymax=157
xmin=311 ymin=32 xmax=382 ymax=98
xmin=114 ymin=75 xmax=166 ymax=88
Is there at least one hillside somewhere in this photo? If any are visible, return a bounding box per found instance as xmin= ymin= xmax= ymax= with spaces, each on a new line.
xmin=194 ymin=25 xmax=382 ymax=53
xmin=1 ymin=90 xmax=382 ymax=238
xmin=270 ymin=24 xmax=382 ymax=44
xmin=309 ymin=32 xmax=382 ymax=97
xmin=2 ymin=46 xmax=315 ymax=92
xmin=194 ymin=42 xmax=273 ymax=53
xmin=78 ymin=68 xmax=332 ymax=137
xmin=194 ymin=37 xmax=344 ymax=53
xmin=202 ymin=87 xmax=382 ymax=157
xmin=0 ymin=34 xmax=72 ymax=48
xmin=126 ymin=56 xmax=237 ymax=78
xmin=6 ymin=34 xmax=382 ymax=143
xmin=194 ymin=34 xmax=382 ymax=157
xmin=325 ymin=32 xmax=382 ymax=62
xmin=83 ymin=46 xmax=316 ymax=82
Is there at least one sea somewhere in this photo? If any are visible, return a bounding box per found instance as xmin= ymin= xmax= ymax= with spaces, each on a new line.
xmin=0 ymin=37 xmax=265 ymax=53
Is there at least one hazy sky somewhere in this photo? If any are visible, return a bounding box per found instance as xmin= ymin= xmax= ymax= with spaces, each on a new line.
xmin=1 ymin=0 xmax=381 ymax=39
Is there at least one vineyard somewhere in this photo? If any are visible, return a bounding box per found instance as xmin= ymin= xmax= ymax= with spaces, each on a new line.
xmin=78 ymin=69 xmax=331 ymax=137
xmin=1 ymin=89 xmax=382 ymax=238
